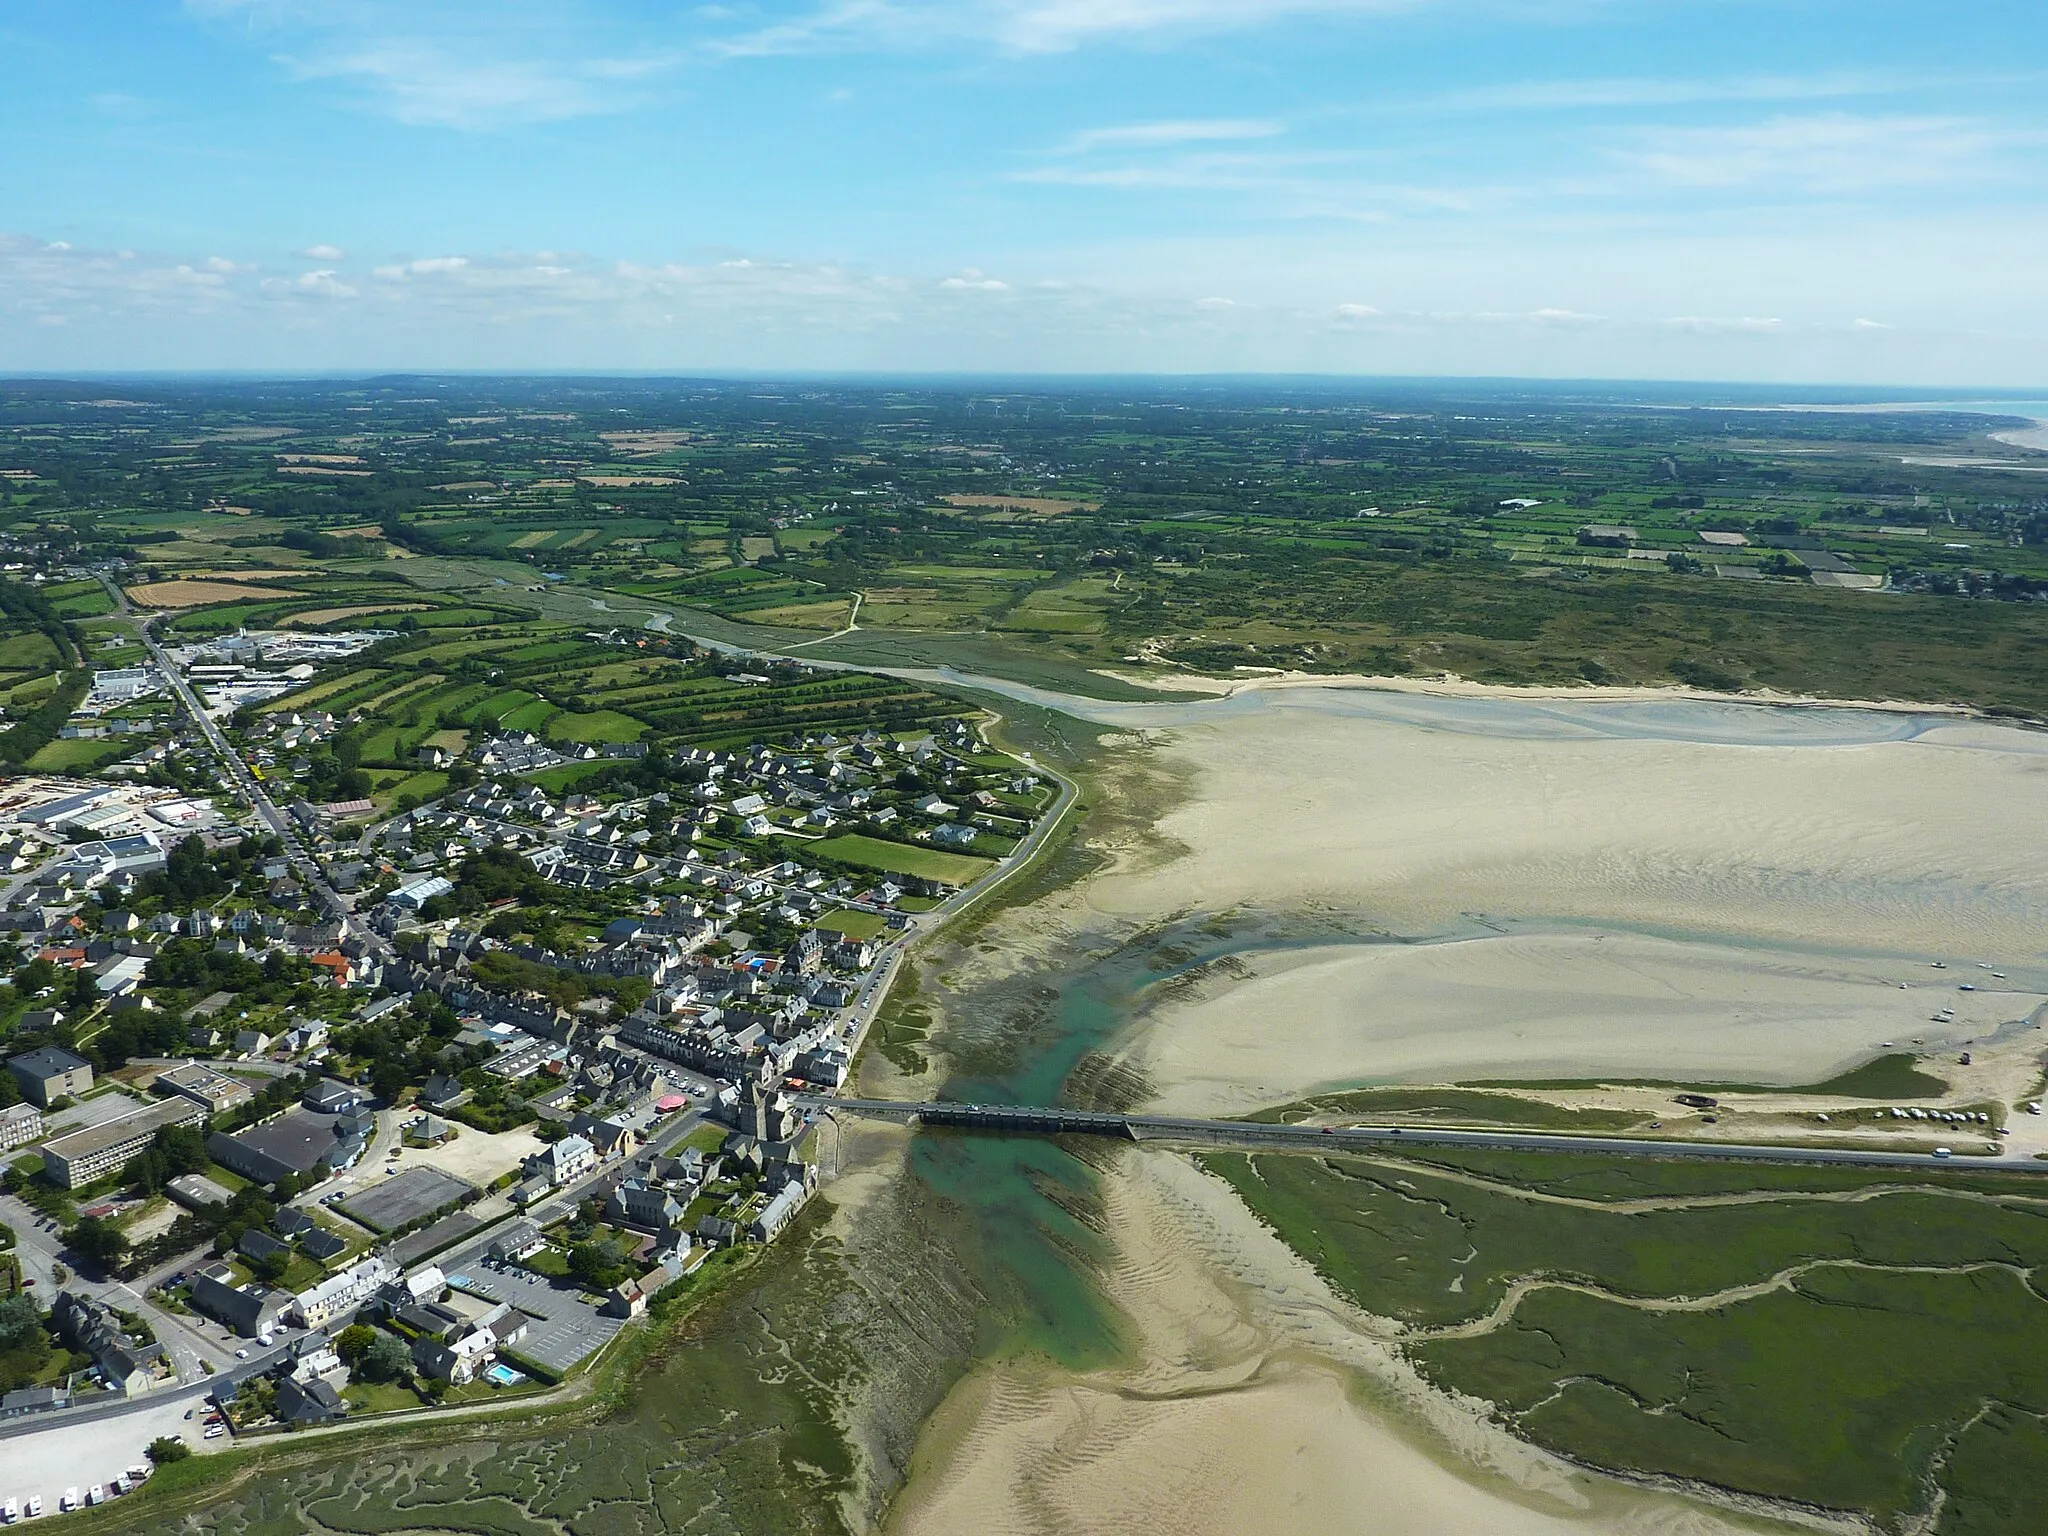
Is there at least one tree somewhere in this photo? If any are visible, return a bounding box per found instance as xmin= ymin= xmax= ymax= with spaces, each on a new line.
xmin=66 ymin=1215 xmax=127 ymax=1273
xmin=335 ymin=1323 xmax=378 ymax=1366
xmin=250 ymin=1249 xmax=290 ymax=1284
xmin=360 ymin=1330 xmax=412 ymax=1383
xmin=568 ymin=1239 xmax=630 ymax=1290
xmin=0 ymin=1296 xmax=38 ymax=1352
xmin=147 ymin=1437 xmax=191 ymax=1465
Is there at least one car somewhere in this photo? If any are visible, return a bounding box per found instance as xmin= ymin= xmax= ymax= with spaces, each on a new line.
xmin=56 ymin=1494 xmax=75 ymax=1515
xmin=1934 ymin=1146 xmax=1954 ymax=1159
xmin=4 ymin=1496 xmax=19 ymax=1522
xmin=25 ymin=1496 xmax=41 ymax=1518
xmin=204 ymin=1427 xmax=225 ymax=1440
xmin=235 ymin=1348 xmax=248 ymax=1359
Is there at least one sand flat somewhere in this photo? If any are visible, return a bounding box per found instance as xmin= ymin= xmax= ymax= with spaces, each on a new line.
xmin=1130 ymin=929 xmax=2045 ymax=1116
xmin=1088 ymin=706 xmax=2048 ymax=955
xmin=891 ymin=1147 xmax=1773 ymax=1536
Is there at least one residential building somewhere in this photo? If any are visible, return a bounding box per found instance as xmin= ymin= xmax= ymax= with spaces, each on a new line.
xmin=0 ymin=1102 xmax=43 ymax=1150
xmin=293 ymin=1256 xmax=397 ymax=1329
xmin=207 ymin=1105 xmax=371 ymax=1186
xmin=523 ymin=1133 xmax=596 ymax=1188
xmin=487 ymin=1220 xmax=545 ymax=1262
xmin=40 ymin=1097 xmax=203 ymax=1189
xmin=152 ymin=1060 xmax=254 ymax=1115
xmin=51 ymin=1291 xmax=164 ymax=1397
xmin=274 ymin=1376 xmax=348 ymax=1425
xmin=188 ymin=1262 xmax=292 ymax=1338
xmin=7 ymin=1046 xmax=92 ymax=1107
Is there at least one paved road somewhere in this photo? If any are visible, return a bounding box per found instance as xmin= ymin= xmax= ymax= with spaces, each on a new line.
xmin=808 ymin=1098 xmax=2046 ymax=1174
xmin=95 ymin=572 xmax=388 ymax=963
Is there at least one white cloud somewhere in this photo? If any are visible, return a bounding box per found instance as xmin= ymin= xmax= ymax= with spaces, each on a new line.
xmin=1615 ymin=114 xmax=2030 ymax=192
xmin=714 ymin=0 xmax=1434 ymax=58
xmin=299 ymin=243 xmax=346 ymax=260
xmin=1665 ymin=315 xmax=1785 ymax=333
xmin=1193 ymin=295 xmax=1235 ymax=309
xmin=941 ymin=270 xmax=1010 ymax=290
xmin=1061 ymin=118 xmax=1281 ymax=153
xmin=1434 ymin=69 xmax=2035 ymax=114
xmin=188 ymin=2 xmax=683 ymax=129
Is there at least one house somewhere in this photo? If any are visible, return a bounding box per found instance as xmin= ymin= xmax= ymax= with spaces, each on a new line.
xmin=419 ymin=1072 xmax=472 ymax=1111
xmin=411 ymin=1327 xmax=496 ymax=1385
xmin=293 ymin=1256 xmax=397 ymax=1329
xmin=748 ymin=1181 xmax=809 ymax=1242
xmin=274 ymin=1376 xmax=348 ymax=1425
xmin=303 ymin=1077 xmax=364 ymax=1115
xmin=7 ymin=1045 xmax=92 ymax=1107
xmin=52 ymin=1291 xmax=165 ymax=1397
xmin=237 ymin=1228 xmax=291 ymax=1266
xmin=601 ymin=1280 xmax=647 ymax=1319
xmin=566 ymin=1113 xmax=635 ymax=1163
xmin=930 ymin=823 xmax=978 ymax=848
xmin=523 ymin=1133 xmax=596 ymax=1188
xmin=188 ymin=1262 xmax=292 ymax=1338
xmin=488 ymin=1220 xmax=545 ymax=1262
xmin=378 ymin=1266 xmax=447 ymax=1311
xmin=605 ymin=1180 xmax=683 ymax=1232
xmin=299 ymin=1228 xmax=350 ymax=1263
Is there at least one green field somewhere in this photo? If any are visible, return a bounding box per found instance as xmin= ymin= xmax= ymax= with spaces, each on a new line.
xmin=811 ymin=834 xmax=994 ymax=886
xmin=1243 ymin=1085 xmax=1650 ymax=1132
xmin=1204 ymin=1148 xmax=2048 ymax=1528
xmin=814 ymin=908 xmax=888 ymax=940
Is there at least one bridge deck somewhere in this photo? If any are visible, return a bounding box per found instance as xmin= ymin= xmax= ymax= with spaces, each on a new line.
xmin=801 ymin=1098 xmax=2045 ymax=1174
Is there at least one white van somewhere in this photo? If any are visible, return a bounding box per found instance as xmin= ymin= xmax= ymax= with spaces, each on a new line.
xmin=56 ymin=1493 xmax=75 ymax=1514
xmin=3 ymin=1495 xmax=18 ymax=1522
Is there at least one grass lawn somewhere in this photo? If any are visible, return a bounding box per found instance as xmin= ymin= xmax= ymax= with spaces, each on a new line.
xmin=811 ymin=833 xmax=993 ymax=886
xmin=342 ymin=1380 xmax=425 ymax=1414
xmin=547 ymin=708 xmax=646 ymax=744
xmin=522 ymin=1247 xmax=571 ymax=1279
xmin=26 ymin=736 xmax=134 ymax=772
xmin=814 ymin=908 xmax=887 ymax=940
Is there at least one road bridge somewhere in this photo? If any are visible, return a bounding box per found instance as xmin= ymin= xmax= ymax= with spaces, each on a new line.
xmin=802 ymin=1098 xmax=2044 ymax=1173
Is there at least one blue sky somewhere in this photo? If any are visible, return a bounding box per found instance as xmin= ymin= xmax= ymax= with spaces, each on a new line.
xmin=2 ymin=0 xmax=2044 ymax=382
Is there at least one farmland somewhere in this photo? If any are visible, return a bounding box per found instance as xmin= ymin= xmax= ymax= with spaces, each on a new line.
xmin=1 ymin=376 xmax=2045 ymax=714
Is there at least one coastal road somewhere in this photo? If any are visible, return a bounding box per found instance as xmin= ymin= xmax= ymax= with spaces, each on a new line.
xmin=806 ymin=1098 xmax=2044 ymax=1174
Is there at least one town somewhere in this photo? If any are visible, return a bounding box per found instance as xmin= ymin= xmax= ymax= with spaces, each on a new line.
xmin=0 ymin=551 xmax=1064 ymax=1513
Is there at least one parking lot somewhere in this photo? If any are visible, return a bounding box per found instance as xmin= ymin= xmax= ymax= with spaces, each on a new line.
xmin=447 ymin=1264 xmax=621 ymax=1377
xmin=0 ymin=1387 xmax=215 ymax=1514
xmin=337 ymin=1165 xmax=478 ymax=1232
